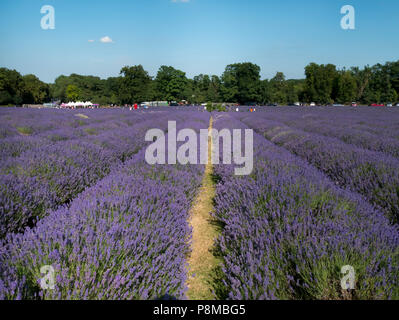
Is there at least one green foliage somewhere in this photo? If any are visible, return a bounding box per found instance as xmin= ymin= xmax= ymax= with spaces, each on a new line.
xmin=304 ymin=63 xmax=338 ymax=104
xmin=204 ymin=103 xmax=227 ymax=112
xmin=221 ymin=62 xmax=261 ymax=104
xmin=361 ymin=63 xmax=398 ymax=104
xmin=216 ymin=104 xmax=227 ymax=112
xmin=84 ymin=128 xmax=98 ymax=135
xmin=333 ymin=70 xmax=357 ymax=104
xmin=22 ymin=74 xmax=49 ymax=104
xmin=1 ymin=59 xmax=398 ymax=107
xmin=270 ymin=72 xmax=288 ymax=104
xmin=155 ymin=66 xmax=188 ymax=102
xmin=0 ymin=68 xmax=26 ymax=105
xmin=52 ymin=74 xmax=105 ymax=103
xmin=16 ymin=126 xmax=33 ymax=135
xmin=66 ymin=84 xmax=80 ymax=101
xmin=119 ymin=65 xmax=152 ymax=104
xmin=304 ymin=62 xmax=399 ymax=105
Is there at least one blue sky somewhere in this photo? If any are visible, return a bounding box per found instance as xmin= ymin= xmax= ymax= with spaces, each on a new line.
xmin=0 ymin=0 xmax=398 ymax=83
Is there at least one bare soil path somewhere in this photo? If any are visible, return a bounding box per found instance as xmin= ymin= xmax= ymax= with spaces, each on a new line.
xmin=186 ymin=117 xmax=220 ymax=300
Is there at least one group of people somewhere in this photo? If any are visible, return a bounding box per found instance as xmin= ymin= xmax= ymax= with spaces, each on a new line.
xmin=234 ymin=107 xmax=256 ymax=112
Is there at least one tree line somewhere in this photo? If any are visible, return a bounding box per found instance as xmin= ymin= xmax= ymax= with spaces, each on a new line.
xmin=1 ymin=60 xmax=398 ymax=106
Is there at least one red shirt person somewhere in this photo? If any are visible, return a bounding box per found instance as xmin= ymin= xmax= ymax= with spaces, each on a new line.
xmin=134 ymin=103 xmax=138 ymax=110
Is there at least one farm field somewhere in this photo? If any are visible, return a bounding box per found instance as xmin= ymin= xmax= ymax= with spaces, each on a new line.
xmin=0 ymin=106 xmax=398 ymax=300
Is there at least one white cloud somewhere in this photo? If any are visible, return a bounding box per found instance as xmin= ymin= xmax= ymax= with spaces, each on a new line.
xmin=88 ymin=39 xmax=95 ymax=42
xmin=100 ymin=36 xmax=114 ymax=43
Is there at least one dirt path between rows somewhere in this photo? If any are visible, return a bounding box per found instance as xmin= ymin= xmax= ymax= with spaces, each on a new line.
xmin=186 ymin=116 xmax=220 ymax=300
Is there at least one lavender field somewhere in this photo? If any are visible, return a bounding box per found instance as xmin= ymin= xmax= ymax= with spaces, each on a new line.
xmin=0 ymin=107 xmax=398 ymax=300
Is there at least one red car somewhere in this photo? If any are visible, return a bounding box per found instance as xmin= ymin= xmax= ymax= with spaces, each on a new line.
xmin=370 ymin=103 xmax=385 ymax=107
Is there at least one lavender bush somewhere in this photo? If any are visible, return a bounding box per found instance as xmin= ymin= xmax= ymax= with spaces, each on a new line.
xmin=238 ymin=107 xmax=399 ymax=158
xmin=0 ymin=110 xmax=185 ymax=237
xmin=1 ymin=106 xmax=398 ymax=300
xmin=234 ymin=113 xmax=399 ymax=224
xmin=212 ymin=113 xmax=399 ymax=300
xmin=0 ymin=112 xmax=210 ymax=300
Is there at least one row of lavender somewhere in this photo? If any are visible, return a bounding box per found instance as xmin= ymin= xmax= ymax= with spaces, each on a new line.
xmin=233 ymin=112 xmax=399 ymax=224
xmin=0 ymin=108 xmax=152 ymax=140
xmin=264 ymin=107 xmax=399 ymax=138
xmin=0 ymin=112 xmax=210 ymax=299
xmin=211 ymin=113 xmax=399 ymax=299
xmin=0 ymin=109 xmax=179 ymax=238
xmin=0 ymin=109 xmax=152 ymax=160
xmin=240 ymin=107 xmax=399 ymax=158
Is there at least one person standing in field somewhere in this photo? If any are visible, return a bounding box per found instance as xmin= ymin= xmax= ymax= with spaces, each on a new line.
xmin=134 ymin=103 xmax=138 ymax=110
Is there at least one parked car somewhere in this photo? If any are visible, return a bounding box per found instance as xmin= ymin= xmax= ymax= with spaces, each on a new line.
xmin=396 ymin=103 xmax=399 ymax=107
xmin=370 ymin=103 xmax=385 ymax=107
xmin=351 ymin=102 xmax=358 ymax=107
xmin=266 ymin=103 xmax=278 ymax=107
xmin=246 ymin=102 xmax=257 ymax=106
xmin=310 ymin=102 xmax=316 ymax=106
xmin=387 ymin=103 xmax=393 ymax=107
xmin=333 ymin=104 xmax=344 ymax=107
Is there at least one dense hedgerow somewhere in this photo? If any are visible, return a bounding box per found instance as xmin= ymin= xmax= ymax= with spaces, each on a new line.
xmin=212 ymin=114 xmax=399 ymax=300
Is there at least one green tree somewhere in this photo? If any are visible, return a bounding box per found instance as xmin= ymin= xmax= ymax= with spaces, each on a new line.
xmin=66 ymin=84 xmax=80 ymax=101
xmin=333 ymin=70 xmax=357 ymax=104
xmin=119 ymin=65 xmax=152 ymax=104
xmin=104 ymin=77 xmax=122 ymax=105
xmin=52 ymin=74 xmax=107 ymax=103
xmin=385 ymin=60 xmax=399 ymax=97
xmin=192 ymin=74 xmax=221 ymax=103
xmin=0 ymin=68 xmax=25 ymax=105
xmin=361 ymin=63 xmax=397 ymax=103
xmin=351 ymin=66 xmax=372 ymax=102
xmin=51 ymin=75 xmax=70 ymax=101
xmin=207 ymin=75 xmax=221 ymax=102
xmin=259 ymin=79 xmax=272 ymax=104
xmin=155 ymin=66 xmax=188 ymax=102
xmin=193 ymin=74 xmax=210 ymax=103
xmin=221 ymin=62 xmax=261 ymax=104
xmin=286 ymin=79 xmax=305 ymax=103
xmin=22 ymin=74 xmax=49 ymax=104
xmin=270 ymin=72 xmax=288 ymax=104
xmin=304 ymin=63 xmax=338 ymax=104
